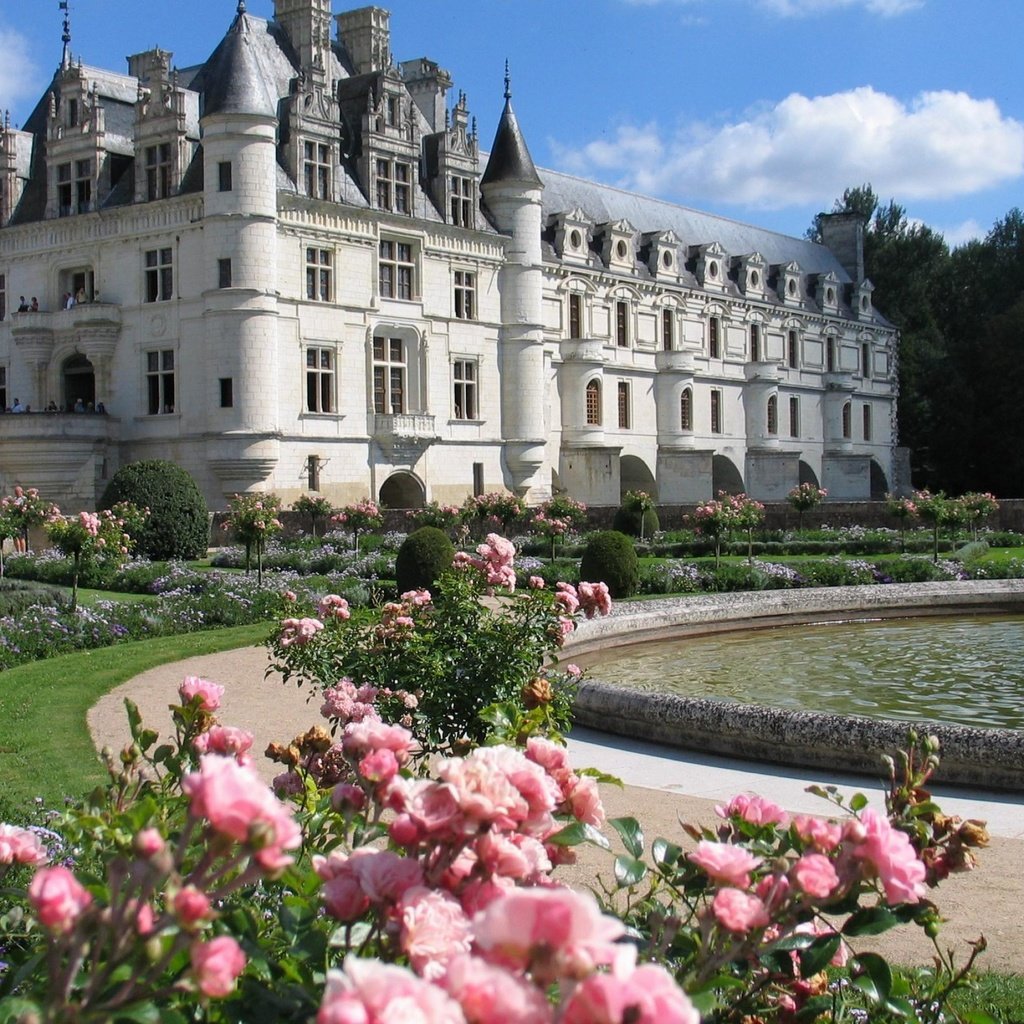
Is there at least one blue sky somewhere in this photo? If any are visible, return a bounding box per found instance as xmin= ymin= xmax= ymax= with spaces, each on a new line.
xmin=2 ymin=0 xmax=1021 ymax=246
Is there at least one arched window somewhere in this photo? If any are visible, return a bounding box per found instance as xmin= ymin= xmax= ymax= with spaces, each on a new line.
xmin=585 ymin=378 xmax=601 ymax=426
xmin=766 ymin=394 xmax=778 ymax=435
xmin=680 ymin=387 xmax=693 ymax=431
xmin=842 ymin=401 xmax=852 ymax=439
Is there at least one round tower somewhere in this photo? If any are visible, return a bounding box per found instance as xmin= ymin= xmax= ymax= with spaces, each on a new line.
xmin=480 ymin=72 xmax=548 ymax=501
xmin=198 ymin=7 xmax=281 ymax=496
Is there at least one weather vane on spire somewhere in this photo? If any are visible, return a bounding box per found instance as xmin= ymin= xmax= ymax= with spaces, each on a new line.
xmin=503 ymin=60 xmax=511 ymax=101
xmin=59 ymin=0 xmax=71 ymax=69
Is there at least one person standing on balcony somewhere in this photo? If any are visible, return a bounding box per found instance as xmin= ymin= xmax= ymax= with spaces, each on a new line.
xmin=12 ymin=398 xmax=25 ymax=413
xmin=29 ymin=298 xmax=39 ymax=311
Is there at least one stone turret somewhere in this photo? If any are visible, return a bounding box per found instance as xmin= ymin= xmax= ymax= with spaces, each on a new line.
xmin=480 ymin=73 xmax=547 ymax=500
xmin=336 ymin=6 xmax=391 ymax=76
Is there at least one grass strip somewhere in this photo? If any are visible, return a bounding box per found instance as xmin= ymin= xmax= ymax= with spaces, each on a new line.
xmin=0 ymin=623 xmax=270 ymax=809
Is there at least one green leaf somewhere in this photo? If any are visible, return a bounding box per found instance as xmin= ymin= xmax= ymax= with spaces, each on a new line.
xmin=651 ymin=837 xmax=682 ymax=868
xmin=960 ymin=1012 xmax=1000 ymax=1024
xmin=124 ymin=698 xmax=142 ymax=737
xmin=771 ymin=933 xmax=818 ymax=952
xmin=795 ymin=995 xmax=834 ymax=1021
xmin=843 ymin=906 xmax=899 ymax=936
xmin=576 ymin=767 xmax=623 ymax=786
xmin=851 ymin=952 xmax=893 ymax=1003
xmin=0 ymin=999 xmax=43 ymax=1024
xmin=613 ymin=855 xmax=647 ymax=887
xmin=799 ymin=933 xmax=841 ymax=976
xmin=883 ymin=996 xmax=916 ymax=1018
xmin=609 ymin=816 xmax=645 ymax=858
xmin=849 ymin=792 xmax=868 ymax=811
xmin=546 ymin=820 xmax=611 ymax=850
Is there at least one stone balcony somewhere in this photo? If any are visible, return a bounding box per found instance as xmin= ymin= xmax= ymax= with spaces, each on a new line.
xmin=558 ymin=338 xmax=605 ymax=363
xmin=655 ymin=349 xmax=696 ymax=374
xmin=743 ymin=360 xmax=781 ymax=383
xmin=8 ymin=302 xmax=123 ymax=336
xmin=823 ymin=370 xmax=856 ymax=392
xmin=373 ymin=413 xmax=439 ymax=462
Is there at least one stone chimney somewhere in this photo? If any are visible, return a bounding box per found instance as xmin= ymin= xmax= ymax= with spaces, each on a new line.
xmin=275 ymin=0 xmax=333 ymax=72
xmin=336 ymin=6 xmax=390 ymax=76
xmin=819 ymin=212 xmax=865 ymax=285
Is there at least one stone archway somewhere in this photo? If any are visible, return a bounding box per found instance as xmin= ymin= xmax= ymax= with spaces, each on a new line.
xmin=870 ymin=459 xmax=889 ymax=500
xmin=619 ymin=454 xmax=657 ymax=501
xmin=798 ymin=460 xmax=821 ymax=488
xmin=379 ymin=471 xmax=426 ymax=509
xmin=712 ymin=454 xmax=744 ymax=495
xmin=62 ymin=353 xmax=95 ymax=411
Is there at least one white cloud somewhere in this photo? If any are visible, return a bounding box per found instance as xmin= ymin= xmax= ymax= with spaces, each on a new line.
xmin=0 ymin=26 xmax=42 ymax=122
xmin=550 ymin=87 xmax=1024 ymax=212
xmin=622 ymin=0 xmax=924 ymax=14
xmin=934 ymin=218 xmax=986 ymax=247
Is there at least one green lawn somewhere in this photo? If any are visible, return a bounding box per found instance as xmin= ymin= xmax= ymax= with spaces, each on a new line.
xmin=0 ymin=623 xmax=270 ymax=810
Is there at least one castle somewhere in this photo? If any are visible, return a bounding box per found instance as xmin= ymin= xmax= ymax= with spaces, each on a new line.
xmin=0 ymin=1 xmax=904 ymax=512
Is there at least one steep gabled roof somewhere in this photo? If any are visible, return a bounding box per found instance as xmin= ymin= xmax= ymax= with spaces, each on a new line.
xmin=481 ymin=95 xmax=541 ymax=189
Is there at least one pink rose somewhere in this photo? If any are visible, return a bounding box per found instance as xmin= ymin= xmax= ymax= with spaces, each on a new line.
xmin=688 ymin=841 xmax=762 ymax=888
xmin=399 ymin=886 xmax=472 ymax=979
xmin=28 ymin=866 xmax=92 ymax=933
xmin=194 ymin=725 xmax=255 ymax=763
xmin=852 ymin=808 xmax=927 ymax=904
xmin=561 ymin=963 xmax=700 ymax=1024
xmin=567 ymin=776 xmax=605 ymax=828
xmin=343 ymin=720 xmax=414 ymax=764
xmin=712 ymin=888 xmax=770 ymax=933
xmin=318 ymin=957 xmax=465 ymax=1024
xmin=190 ymin=936 xmax=246 ymax=998
xmin=528 ymin=575 xmax=545 ymax=589
xmin=0 ymin=824 xmax=48 ymax=866
xmin=359 ymin=748 xmax=400 ymax=785
xmin=182 ymin=755 xmax=301 ymax=872
xmin=174 ymin=885 xmax=213 ymax=925
xmin=279 ymin=617 xmax=325 ymax=647
xmin=442 ymin=954 xmax=553 ymax=1023
xmin=715 ymin=793 xmax=789 ymax=828
xmin=134 ymin=827 xmax=164 ymax=859
xmin=792 ymin=815 xmax=842 ymax=852
xmin=576 ymin=580 xmax=612 ymax=618
xmin=178 ymin=675 xmax=225 ymax=711
xmin=792 ymin=852 xmax=839 ymax=899
xmin=350 ymin=849 xmax=424 ymax=904
xmin=318 ymin=594 xmax=351 ymax=621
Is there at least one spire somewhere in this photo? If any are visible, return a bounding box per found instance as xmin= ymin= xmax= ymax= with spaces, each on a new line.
xmin=237 ymin=0 xmax=246 ymax=12
xmin=481 ymin=63 xmax=541 ymax=189
xmin=59 ymin=0 xmax=71 ymax=69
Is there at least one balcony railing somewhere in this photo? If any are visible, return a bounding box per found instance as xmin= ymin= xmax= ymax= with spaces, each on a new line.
xmin=373 ymin=413 xmax=438 ymax=441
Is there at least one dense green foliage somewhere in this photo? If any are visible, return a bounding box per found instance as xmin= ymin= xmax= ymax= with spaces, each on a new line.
xmin=0 ymin=578 xmax=68 ymax=615
xmin=100 ymin=460 xmax=210 ymax=560
xmin=580 ymin=530 xmax=640 ymax=597
xmin=394 ymin=526 xmax=455 ymax=593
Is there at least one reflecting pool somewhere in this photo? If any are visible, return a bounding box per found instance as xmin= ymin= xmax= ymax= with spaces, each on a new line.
xmin=590 ymin=614 xmax=1024 ymax=730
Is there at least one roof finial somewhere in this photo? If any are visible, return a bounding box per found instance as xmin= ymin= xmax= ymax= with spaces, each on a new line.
xmin=59 ymin=0 xmax=71 ymax=69
xmin=503 ymin=60 xmax=511 ymax=101
xmin=237 ymin=0 xmax=246 ymax=13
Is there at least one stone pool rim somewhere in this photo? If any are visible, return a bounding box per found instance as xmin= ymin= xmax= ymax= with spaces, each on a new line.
xmin=564 ymin=580 xmax=1024 ymax=791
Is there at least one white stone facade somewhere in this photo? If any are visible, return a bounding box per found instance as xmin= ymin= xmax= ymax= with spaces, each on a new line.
xmin=0 ymin=3 xmax=902 ymax=513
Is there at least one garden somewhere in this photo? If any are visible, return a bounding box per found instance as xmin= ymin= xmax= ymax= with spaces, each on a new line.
xmin=0 ymin=461 xmax=1021 ymax=1022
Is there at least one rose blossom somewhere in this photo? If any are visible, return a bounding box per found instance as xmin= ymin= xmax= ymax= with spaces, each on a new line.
xmin=174 ymin=885 xmax=213 ymax=925
xmin=576 ymin=580 xmax=612 ymax=618
xmin=793 ymin=814 xmax=843 ymax=852
xmin=688 ymin=841 xmax=762 ymax=888
xmin=852 ymin=808 xmax=927 ymax=904
xmin=712 ymin=888 xmax=770 ymax=933
xmin=194 ymin=725 xmax=255 ymax=763
xmin=399 ymin=886 xmax=472 ymax=979
xmin=279 ymin=616 xmax=325 ymax=647
xmin=715 ymin=793 xmax=789 ymax=828
xmin=0 ymin=823 xmax=48 ymax=866
xmin=190 ymin=936 xmax=246 ymax=998
xmin=318 ymin=957 xmax=466 ymax=1024
xmin=561 ymin=963 xmax=700 ymax=1024
xmin=28 ymin=866 xmax=92 ymax=933
xmin=178 ymin=675 xmax=224 ymax=711
xmin=442 ymin=954 xmax=553 ymax=1024
xmin=528 ymin=575 xmax=545 ymax=589
xmin=182 ymin=755 xmax=301 ymax=872
xmin=318 ymin=594 xmax=352 ymax=620
xmin=567 ymin=776 xmax=605 ymax=827
xmin=792 ymin=852 xmax=840 ymax=899
xmin=342 ymin=719 xmax=414 ymax=764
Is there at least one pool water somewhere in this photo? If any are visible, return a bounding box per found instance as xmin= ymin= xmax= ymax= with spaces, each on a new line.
xmin=590 ymin=614 xmax=1024 ymax=730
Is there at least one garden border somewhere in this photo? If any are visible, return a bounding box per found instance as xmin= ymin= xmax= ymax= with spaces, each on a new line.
xmin=567 ymin=581 xmax=1024 ymax=790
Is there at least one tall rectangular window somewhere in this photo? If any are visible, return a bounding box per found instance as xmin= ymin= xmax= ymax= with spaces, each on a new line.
xmin=454 ymin=270 xmax=475 ymax=319
xmin=379 ymin=240 xmax=414 ymax=300
xmin=307 ymin=454 xmax=321 ymax=491
xmin=75 ymin=159 xmax=92 ymax=214
xmin=144 ymin=248 xmax=173 ymax=302
xmin=710 ymin=389 xmax=722 ymax=433
xmin=585 ymin=379 xmax=601 ymax=426
xmin=615 ymin=301 xmax=629 ymax=348
xmin=0 ymin=366 xmax=6 ymax=411
xmin=450 ymin=175 xmax=473 ymax=227
xmin=373 ymin=336 xmax=406 ymax=414
xmin=473 ymin=462 xmax=484 ymax=497
xmin=568 ymin=292 xmax=583 ymax=339
xmin=57 ymin=163 xmax=72 ymax=216
xmin=842 ymin=401 xmax=852 ymax=439
xmin=708 ymin=316 xmax=721 ymax=358
xmin=767 ymin=394 xmax=778 ymax=435
xmin=863 ymin=403 xmax=872 ymax=441
xmin=0 ymin=273 xmax=6 ymax=321
xmin=145 ymin=143 xmax=172 ymax=201
xmin=219 ymin=377 xmax=233 ymax=408
xmin=218 ymin=161 xmax=233 ymax=192
xmin=146 ymin=349 xmax=175 ymax=415
xmin=680 ymin=387 xmax=692 ymax=431
xmin=827 ymin=338 xmax=837 ymax=373
xmin=306 ymin=247 xmax=332 ymax=302
xmin=306 ymin=347 xmax=334 ymax=413
xmin=789 ymin=396 xmax=800 ymax=438
xmin=58 ymin=159 xmax=93 ymax=215
xmin=376 ymin=159 xmax=411 ymax=213
xmin=218 ymin=258 xmax=232 ymax=289
xmin=453 ymin=359 xmax=477 ymax=419
xmin=662 ymin=309 xmax=673 ymax=351
xmin=303 ymin=141 xmax=331 ymax=199
xmin=750 ymin=323 xmax=760 ymax=362
xmin=861 ymin=342 xmax=871 ymax=378
xmin=617 ymin=381 xmax=630 ymax=429
xmin=787 ymin=330 xmax=799 ymax=368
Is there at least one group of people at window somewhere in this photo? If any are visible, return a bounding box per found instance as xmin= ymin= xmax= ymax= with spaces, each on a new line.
xmin=2 ymin=398 xmax=106 ymax=414
xmin=12 ymin=288 xmax=91 ymax=314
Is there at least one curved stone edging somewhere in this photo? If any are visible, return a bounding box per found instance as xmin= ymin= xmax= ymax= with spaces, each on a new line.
xmin=565 ymin=581 xmax=1024 ymax=790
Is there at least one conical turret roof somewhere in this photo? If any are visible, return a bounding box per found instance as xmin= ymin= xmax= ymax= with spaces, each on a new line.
xmin=199 ymin=11 xmax=277 ymax=119
xmin=481 ymin=86 xmax=541 ymax=189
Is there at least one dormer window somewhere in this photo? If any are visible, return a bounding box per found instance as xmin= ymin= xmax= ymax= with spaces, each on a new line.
xmin=450 ymin=175 xmax=473 ymax=227
xmin=386 ymin=96 xmax=400 ymax=128
xmin=145 ymin=144 xmax=172 ymax=201
xmin=57 ymin=160 xmax=92 ymax=217
xmin=304 ymin=142 xmax=332 ymax=200
xmin=376 ymin=158 xmax=411 ymax=213
xmin=68 ymin=99 xmax=79 ymax=128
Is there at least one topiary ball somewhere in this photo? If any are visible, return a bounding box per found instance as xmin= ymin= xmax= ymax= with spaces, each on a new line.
xmin=579 ymin=530 xmax=639 ymax=598
xmin=612 ymin=504 xmax=660 ymax=539
xmin=395 ymin=526 xmax=455 ymax=594
xmin=100 ymin=460 xmax=210 ymax=561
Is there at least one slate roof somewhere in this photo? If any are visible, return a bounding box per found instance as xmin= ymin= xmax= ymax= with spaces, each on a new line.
xmin=481 ymin=96 xmax=541 ymax=189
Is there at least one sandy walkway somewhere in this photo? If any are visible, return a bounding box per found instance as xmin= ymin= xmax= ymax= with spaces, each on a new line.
xmin=88 ymin=645 xmax=1024 ymax=974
